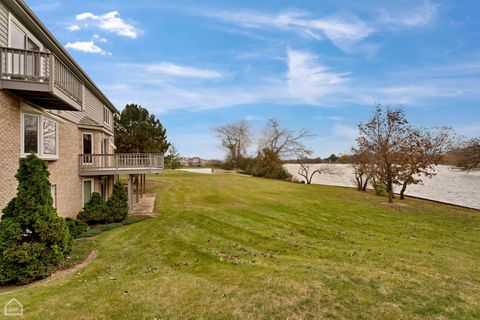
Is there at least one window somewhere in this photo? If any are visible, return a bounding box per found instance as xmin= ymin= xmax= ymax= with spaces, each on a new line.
xmin=103 ymin=107 xmax=111 ymax=125
xmin=43 ymin=119 xmax=57 ymax=156
xmin=100 ymin=177 xmax=108 ymax=201
xmin=21 ymin=113 xmax=58 ymax=159
xmin=50 ymin=185 xmax=57 ymax=209
xmin=83 ymin=180 xmax=93 ymax=205
xmin=82 ymin=133 xmax=93 ymax=164
xmin=10 ymin=21 xmax=26 ymax=50
xmin=9 ymin=16 xmax=43 ymax=78
xmin=23 ymin=114 xmax=39 ymax=154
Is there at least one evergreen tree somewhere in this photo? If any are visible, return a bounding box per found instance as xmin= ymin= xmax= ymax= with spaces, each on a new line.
xmin=77 ymin=192 xmax=106 ymax=225
xmin=105 ymin=181 xmax=128 ymax=223
xmin=165 ymin=144 xmax=182 ymax=170
xmin=114 ymin=104 xmax=170 ymax=153
xmin=0 ymin=154 xmax=72 ymax=285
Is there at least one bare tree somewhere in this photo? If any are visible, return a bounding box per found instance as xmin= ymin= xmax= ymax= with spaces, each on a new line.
xmin=357 ymin=104 xmax=410 ymax=203
xmin=351 ymin=147 xmax=373 ymax=191
xmin=452 ymin=137 xmax=480 ymax=170
xmin=296 ymin=149 xmax=338 ymax=184
xmin=259 ymin=119 xmax=313 ymax=159
xmin=214 ymin=120 xmax=251 ymax=168
xmin=397 ymin=127 xmax=453 ymax=199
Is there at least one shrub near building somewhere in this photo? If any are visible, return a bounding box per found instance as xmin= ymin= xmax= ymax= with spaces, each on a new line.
xmin=0 ymin=154 xmax=72 ymax=285
xmin=78 ymin=181 xmax=128 ymax=225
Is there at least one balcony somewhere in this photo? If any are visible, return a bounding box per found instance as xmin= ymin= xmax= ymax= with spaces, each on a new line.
xmin=78 ymin=153 xmax=165 ymax=176
xmin=0 ymin=47 xmax=83 ymax=111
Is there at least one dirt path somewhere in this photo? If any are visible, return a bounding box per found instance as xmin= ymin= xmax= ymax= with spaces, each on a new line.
xmin=0 ymin=250 xmax=98 ymax=295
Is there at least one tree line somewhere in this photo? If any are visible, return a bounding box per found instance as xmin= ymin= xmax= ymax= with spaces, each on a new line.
xmin=215 ymin=104 xmax=479 ymax=203
xmin=215 ymin=119 xmax=314 ymax=180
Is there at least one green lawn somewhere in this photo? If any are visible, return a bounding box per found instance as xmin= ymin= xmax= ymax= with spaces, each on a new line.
xmin=1 ymin=171 xmax=480 ymax=319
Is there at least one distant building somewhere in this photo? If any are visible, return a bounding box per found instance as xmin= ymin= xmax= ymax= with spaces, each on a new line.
xmin=180 ymin=157 xmax=205 ymax=168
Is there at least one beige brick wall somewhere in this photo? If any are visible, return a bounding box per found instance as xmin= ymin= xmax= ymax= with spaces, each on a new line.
xmin=47 ymin=121 xmax=83 ymax=218
xmin=0 ymin=91 xmax=21 ymax=212
xmin=0 ymin=92 xmax=115 ymax=218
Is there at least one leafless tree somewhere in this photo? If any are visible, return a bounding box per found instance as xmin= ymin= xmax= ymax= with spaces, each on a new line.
xmin=452 ymin=137 xmax=480 ymax=170
xmin=259 ymin=119 xmax=313 ymax=159
xmin=397 ymin=127 xmax=454 ymax=199
xmin=214 ymin=120 xmax=251 ymax=168
xmin=357 ymin=104 xmax=410 ymax=203
xmin=295 ymin=149 xmax=337 ymax=184
xmin=351 ymin=147 xmax=373 ymax=191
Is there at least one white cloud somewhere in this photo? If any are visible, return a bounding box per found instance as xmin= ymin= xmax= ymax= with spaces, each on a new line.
xmin=67 ymin=24 xmax=81 ymax=31
xmin=93 ymin=34 xmax=108 ymax=43
xmin=123 ymin=62 xmax=223 ymax=79
xmin=379 ymin=0 xmax=438 ymax=28
xmin=287 ymin=48 xmax=349 ymax=103
xmin=75 ymin=11 xmax=138 ymax=39
xmin=65 ymin=41 xmax=109 ymax=55
xmin=199 ymin=4 xmax=437 ymax=55
xmin=101 ymin=48 xmax=480 ymax=114
xmin=205 ymin=9 xmax=373 ymax=53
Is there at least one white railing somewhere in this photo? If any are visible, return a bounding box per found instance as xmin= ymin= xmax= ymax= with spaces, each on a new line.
xmin=79 ymin=153 xmax=164 ymax=173
xmin=0 ymin=46 xmax=83 ymax=105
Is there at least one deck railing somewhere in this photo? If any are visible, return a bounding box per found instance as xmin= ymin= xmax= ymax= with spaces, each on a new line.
xmin=79 ymin=153 xmax=164 ymax=174
xmin=0 ymin=47 xmax=83 ymax=105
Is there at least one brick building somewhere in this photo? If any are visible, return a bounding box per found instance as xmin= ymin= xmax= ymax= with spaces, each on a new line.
xmin=0 ymin=0 xmax=164 ymax=217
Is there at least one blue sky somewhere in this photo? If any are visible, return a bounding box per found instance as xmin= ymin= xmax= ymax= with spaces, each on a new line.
xmin=26 ymin=0 xmax=480 ymax=159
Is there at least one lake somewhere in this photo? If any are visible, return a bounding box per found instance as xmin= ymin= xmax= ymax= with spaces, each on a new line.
xmin=284 ymin=164 xmax=480 ymax=210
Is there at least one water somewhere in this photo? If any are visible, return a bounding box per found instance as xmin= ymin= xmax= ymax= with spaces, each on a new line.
xmin=178 ymin=168 xmax=213 ymax=174
xmin=284 ymin=164 xmax=480 ymax=210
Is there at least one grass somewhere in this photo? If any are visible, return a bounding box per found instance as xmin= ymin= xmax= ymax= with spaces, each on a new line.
xmin=1 ymin=171 xmax=479 ymax=319
xmin=78 ymin=215 xmax=152 ymax=239
xmin=58 ymin=238 xmax=96 ymax=271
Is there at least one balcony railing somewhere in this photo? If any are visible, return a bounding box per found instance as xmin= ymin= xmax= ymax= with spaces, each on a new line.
xmin=0 ymin=47 xmax=83 ymax=110
xmin=78 ymin=153 xmax=164 ymax=175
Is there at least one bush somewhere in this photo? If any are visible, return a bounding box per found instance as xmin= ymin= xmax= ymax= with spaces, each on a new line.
xmin=77 ymin=193 xmax=106 ymax=225
xmin=247 ymin=149 xmax=292 ymax=180
xmin=105 ymin=181 xmax=128 ymax=223
xmin=65 ymin=218 xmax=88 ymax=239
xmin=371 ymin=179 xmax=387 ymax=196
xmin=78 ymin=182 xmax=129 ymax=225
xmin=0 ymin=154 xmax=72 ymax=285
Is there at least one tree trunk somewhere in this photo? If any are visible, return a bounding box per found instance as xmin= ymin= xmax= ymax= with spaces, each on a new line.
xmin=355 ymin=176 xmax=362 ymax=190
xmin=400 ymin=182 xmax=407 ymax=200
xmin=387 ymin=181 xmax=394 ymax=204
xmin=362 ymin=178 xmax=369 ymax=191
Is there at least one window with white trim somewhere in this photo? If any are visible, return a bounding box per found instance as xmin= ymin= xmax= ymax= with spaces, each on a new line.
xmin=83 ymin=179 xmax=93 ymax=206
xmin=21 ymin=112 xmax=59 ymax=159
xmin=103 ymin=106 xmax=111 ymax=125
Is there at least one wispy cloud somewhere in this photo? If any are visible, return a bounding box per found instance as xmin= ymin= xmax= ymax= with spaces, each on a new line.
xmin=75 ymin=11 xmax=138 ymax=39
xmin=194 ymin=3 xmax=437 ymax=55
xmin=203 ymin=9 xmax=373 ymax=53
xmin=101 ymin=47 xmax=480 ymax=114
xmin=122 ymin=62 xmax=223 ymax=79
xmin=65 ymin=41 xmax=109 ymax=55
xmin=287 ymin=48 xmax=349 ymax=103
xmin=378 ymin=0 xmax=438 ymax=28
xmin=30 ymin=1 xmax=61 ymax=12
xmin=93 ymin=34 xmax=108 ymax=43
xmin=66 ymin=24 xmax=80 ymax=31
